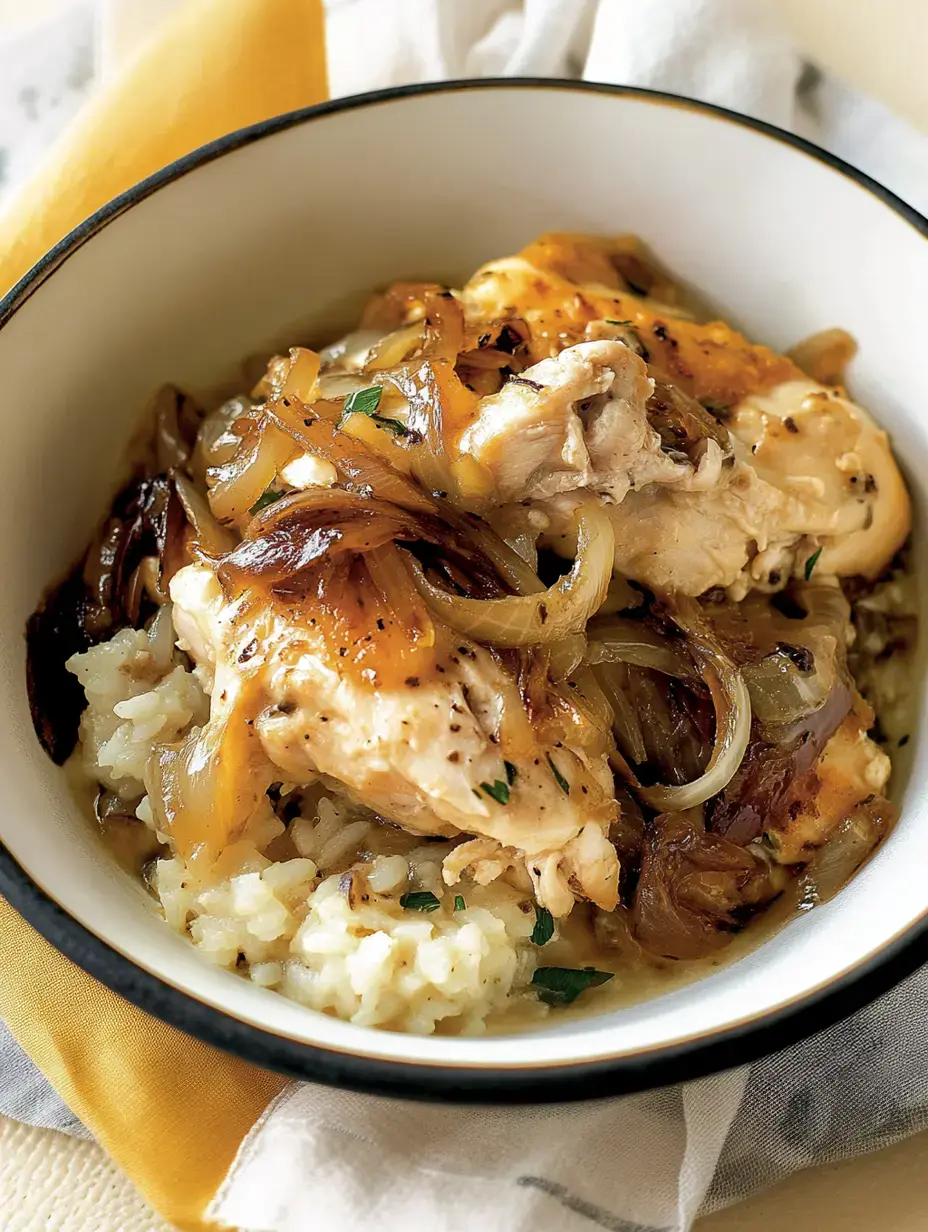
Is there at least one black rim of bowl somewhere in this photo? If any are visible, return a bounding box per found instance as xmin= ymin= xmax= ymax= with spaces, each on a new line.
xmin=1 ymin=79 xmax=926 ymax=1104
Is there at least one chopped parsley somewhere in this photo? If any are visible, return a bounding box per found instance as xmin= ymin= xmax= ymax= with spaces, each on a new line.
xmin=340 ymin=386 xmax=408 ymax=435
xmin=399 ymin=890 xmax=441 ymax=913
xmin=504 ymin=761 xmax=518 ymax=786
xmin=531 ymin=906 xmax=554 ymax=947
xmin=342 ymin=385 xmax=383 ymax=417
xmin=249 ymin=488 xmax=286 ymax=515
xmin=606 ymin=319 xmax=633 ymax=326
xmin=369 ymin=413 xmax=409 ymax=436
xmin=546 ymin=752 xmax=570 ymax=795
xmin=453 ymin=894 xmax=466 ymax=912
xmin=532 ymin=966 xmax=613 ymax=1006
xmin=804 ymin=546 xmax=823 ymax=580
xmin=481 ymin=779 xmax=510 ymax=805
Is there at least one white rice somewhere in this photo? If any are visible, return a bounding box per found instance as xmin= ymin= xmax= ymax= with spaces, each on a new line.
xmin=66 ymin=606 xmax=208 ymax=800
xmin=66 ymin=612 xmax=545 ymax=1034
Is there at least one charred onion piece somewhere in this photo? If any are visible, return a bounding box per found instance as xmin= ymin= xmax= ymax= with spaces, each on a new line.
xmin=26 ymin=565 xmax=96 ymax=763
xmin=81 ymin=473 xmax=184 ymax=634
xmin=26 ymin=472 xmax=186 ymax=764
xmin=407 ymin=502 xmax=614 ymax=647
xmin=632 ymin=812 xmax=775 ymax=960
xmin=214 ymin=487 xmax=512 ymax=621
xmin=218 ymin=489 xmax=425 ymax=594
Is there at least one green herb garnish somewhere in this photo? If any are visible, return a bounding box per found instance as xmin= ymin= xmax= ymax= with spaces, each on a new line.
xmin=546 ymin=752 xmax=570 ymax=795
xmin=531 ymin=906 xmax=554 ymax=947
xmin=369 ymin=413 xmax=409 ymax=436
xmin=480 ymin=779 xmax=510 ymax=805
xmin=606 ymin=319 xmax=633 ymax=326
xmin=400 ymin=891 xmax=441 ymax=912
xmin=532 ymin=966 xmax=613 ymax=1006
xmin=504 ymin=761 xmax=518 ymax=786
xmin=453 ymin=895 xmax=466 ymax=912
xmin=340 ymin=387 xmax=408 ymax=435
xmin=249 ymin=488 xmax=286 ymax=515
xmin=342 ymin=385 xmax=383 ymax=418
xmin=804 ymin=546 xmax=823 ymax=580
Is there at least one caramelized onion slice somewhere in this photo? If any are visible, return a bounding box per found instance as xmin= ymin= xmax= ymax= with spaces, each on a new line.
xmin=365 ymin=324 xmax=423 ymax=370
xmin=800 ymin=794 xmax=893 ymax=904
xmin=632 ymin=812 xmax=774 ymax=960
xmin=173 ymin=471 xmax=236 ymax=556
xmin=636 ymin=601 xmax=752 ymax=812
xmin=407 ymin=502 xmax=614 ymax=647
xmin=587 ymin=617 xmax=693 ymax=678
xmin=146 ymin=691 xmax=272 ymax=859
xmin=281 ymin=347 xmax=321 ymax=403
xmin=266 ymin=398 xmax=436 ymax=514
xmin=706 ymin=582 xmax=850 ymax=730
xmin=207 ymin=420 xmax=296 ymax=525
xmin=217 ymin=488 xmax=422 ymax=593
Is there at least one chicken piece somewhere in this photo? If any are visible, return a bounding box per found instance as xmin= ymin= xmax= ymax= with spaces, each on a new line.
xmin=730 ymin=380 xmax=910 ymax=582
xmin=458 ymin=339 xmax=726 ymax=506
xmin=763 ymin=704 xmax=891 ymax=865
xmin=459 ymin=245 xmax=799 ymax=403
xmin=458 ymin=240 xmax=909 ymax=596
xmin=566 ymin=378 xmax=909 ymax=598
xmin=168 ymin=564 xmax=619 ymax=915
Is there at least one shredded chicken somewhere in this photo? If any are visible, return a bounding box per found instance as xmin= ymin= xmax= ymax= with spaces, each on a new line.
xmin=459 ymin=339 xmax=724 ymax=505
xmin=170 ymin=564 xmax=619 ymax=915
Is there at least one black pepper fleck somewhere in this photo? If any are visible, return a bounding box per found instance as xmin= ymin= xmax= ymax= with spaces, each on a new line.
xmin=238 ymin=637 xmax=258 ymax=664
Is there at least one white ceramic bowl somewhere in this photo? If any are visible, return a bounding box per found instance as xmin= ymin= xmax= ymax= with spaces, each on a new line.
xmin=1 ymin=82 xmax=926 ymax=1102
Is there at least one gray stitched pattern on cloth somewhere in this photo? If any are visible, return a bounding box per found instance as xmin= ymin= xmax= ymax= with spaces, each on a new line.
xmin=703 ymin=964 xmax=928 ymax=1214
xmin=0 ymin=1020 xmax=89 ymax=1139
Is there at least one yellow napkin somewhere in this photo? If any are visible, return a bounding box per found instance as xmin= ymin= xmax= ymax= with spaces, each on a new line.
xmin=0 ymin=0 xmax=327 ymax=1227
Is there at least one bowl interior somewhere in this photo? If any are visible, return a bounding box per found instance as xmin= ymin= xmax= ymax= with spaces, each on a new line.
xmin=1 ymin=84 xmax=926 ymax=1082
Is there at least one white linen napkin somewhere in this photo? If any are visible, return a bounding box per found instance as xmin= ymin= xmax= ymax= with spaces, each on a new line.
xmin=210 ymin=970 xmax=928 ymax=1232
xmin=2 ymin=3 xmax=928 ymax=1231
